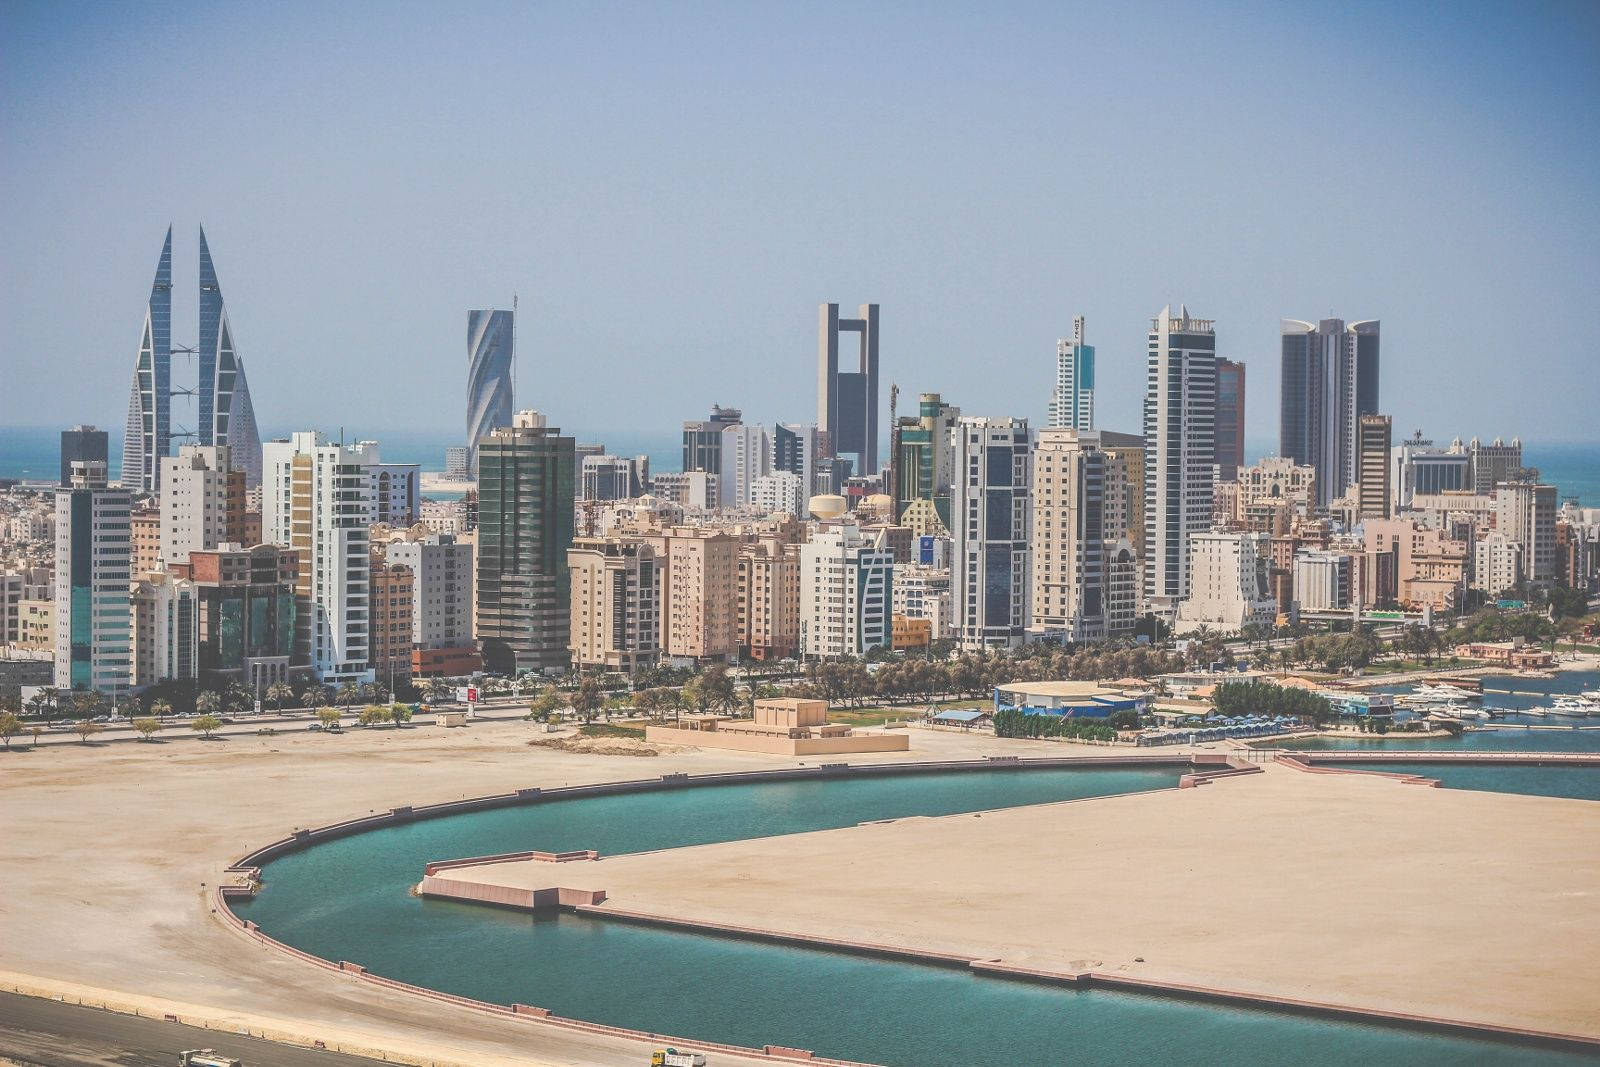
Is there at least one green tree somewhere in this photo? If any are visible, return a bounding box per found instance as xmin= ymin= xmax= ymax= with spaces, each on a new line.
xmin=74 ymin=721 xmax=105 ymax=744
xmin=0 ymin=712 xmax=21 ymax=749
xmin=192 ymin=714 xmax=223 ymax=738
xmin=133 ymin=717 xmax=163 ymax=741
xmin=358 ymin=705 xmax=391 ymax=727
xmin=266 ymin=681 xmax=295 ymax=711
xmin=570 ymin=676 xmax=605 ymax=724
xmin=317 ymin=707 xmax=342 ymax=728
xmin=390 ymin=703 xmax=413 ymax=725
xmin=526 ymin=686 xmax=564 ymax=723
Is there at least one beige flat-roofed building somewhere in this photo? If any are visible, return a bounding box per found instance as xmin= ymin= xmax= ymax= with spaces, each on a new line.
xmin=645 ymin=694 xmax=909 ymax=754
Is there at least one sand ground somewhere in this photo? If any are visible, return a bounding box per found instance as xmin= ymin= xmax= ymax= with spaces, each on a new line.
xmin=449 ymin=762 xmax=1600 ymax=1041
xmin=0 ymin=717 xmax=1059 ymax=1065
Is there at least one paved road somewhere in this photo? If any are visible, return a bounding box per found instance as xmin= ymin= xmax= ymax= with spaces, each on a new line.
xmin=0 ymin=991 xmax=390 ymax=1066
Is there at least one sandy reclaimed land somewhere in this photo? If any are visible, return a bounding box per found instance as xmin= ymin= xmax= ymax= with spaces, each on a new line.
xmin=0 ymin=716 xmax=1081 ymax=1066
xmin=445 ymin=762 xmax=1600 ymax=1041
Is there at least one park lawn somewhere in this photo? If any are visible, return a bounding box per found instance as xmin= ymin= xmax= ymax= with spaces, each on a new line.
xmin=828 ymin=698 xmax=989 ymax=727
xmin=579 ymin=723 xmax=646 ymax=740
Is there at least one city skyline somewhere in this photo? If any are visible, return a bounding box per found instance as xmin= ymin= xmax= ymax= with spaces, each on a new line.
xmin=3 ymin=4 xmax=1597 ymax=443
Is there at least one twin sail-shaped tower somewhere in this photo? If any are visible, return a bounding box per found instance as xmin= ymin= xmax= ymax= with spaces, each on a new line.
xmin=122 ymin=226 xmax=263 ymax=492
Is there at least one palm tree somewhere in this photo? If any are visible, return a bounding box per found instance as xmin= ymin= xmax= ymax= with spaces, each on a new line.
xmin=266 ymin=681 xmax=295 ymax=712
xmin=336 ymin=682 xmax=360 ymax=709
xmin=150 ymin=698 xmax=173 ymax=720
xmin=195 ymin=691 xmax=222 ymax=719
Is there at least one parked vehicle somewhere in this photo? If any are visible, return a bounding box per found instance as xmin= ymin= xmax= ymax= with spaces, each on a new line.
xmin=651 ymin=1051 xmax=707 ymax=1067
xmin=179 ymin=1051 xmax=242 ymax=1067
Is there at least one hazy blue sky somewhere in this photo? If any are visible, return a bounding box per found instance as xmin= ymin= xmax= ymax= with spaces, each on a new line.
xmin=3 ymin=1 xmax=1598 ymax=448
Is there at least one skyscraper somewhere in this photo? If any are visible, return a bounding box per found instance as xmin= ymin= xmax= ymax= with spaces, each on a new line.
xmin=54 ymin=459 xmax=132 ymax=696
xmin=1214 ymin=358 xmax=1245 ymax=481
xmin=262 ymin=432 xmax=379 ymax=683
xmin=476 ymin=411 xmax=575 ymax=675
xmin=1047 ymin=316 xmax=1095 ymax=431
xmin=1357 ymin=414 xmax=1393 ymax=519
xmin=1144 ymin=305 xmax=1217 ymax=617
xmin=1280 ymin=318 xmax=1380 ymax=508
xmin=817 ymin=303 xmax=880 ymax=476
xmin=952 ymin=416 xmax=1032 ymax=648
xmin=1030 ymin=429 xmax=1106 ymax=642
xmin=466 ymin=309 xmax=514 ymax=476
xmin=122 ymin=227 xmax=262 ymax=492
xmin=682 ymin=405 xmax=742 ymax=474
xmin=122 ymin=230 xmax=172 ymax=493
xmin=60 ymin=425 xmax=109 ymax=488
xmin=892 ymin=393 xmax=960 ymax=529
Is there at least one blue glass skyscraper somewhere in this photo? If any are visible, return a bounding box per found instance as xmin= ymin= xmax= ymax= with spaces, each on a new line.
xmin=467 ymin=309 xmax=514 ymax=476
xmin=122 ymin=227 xmax=262 ymax=491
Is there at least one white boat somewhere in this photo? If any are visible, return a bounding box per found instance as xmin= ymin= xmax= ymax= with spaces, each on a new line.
xmin=1431 ymin=703 xmax=1489 ymax=721
xmin=1550 ymin=697 xmax=1600 ymax=714
xmin=1415 ymin=683 xmax=1480 ymax=701
xmin=1581 ymin=689 xmax=1600 ymax=701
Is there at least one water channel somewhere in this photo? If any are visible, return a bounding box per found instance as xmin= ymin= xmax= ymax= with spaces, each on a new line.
xmin=232 ymin=766 xmax=1590 ymax=1065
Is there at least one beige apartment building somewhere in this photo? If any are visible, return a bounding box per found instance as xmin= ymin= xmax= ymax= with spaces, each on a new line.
xmin=568 ymin=536 xmax=660 ymax=673
xmin=131 ymin=503 xmax=162 ymax=579
xmin=1363 ymin=517 xmax=1468 ymax=610
xmin=737 ymin=536 xmax=800 ymax=660
xmin=641 ymin=527 xmax=738 ymax=664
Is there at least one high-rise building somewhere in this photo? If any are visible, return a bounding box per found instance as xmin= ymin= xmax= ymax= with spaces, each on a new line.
xmin=1175 ymin=530 xmax=1276 ymax=632
xmin=1029 ymin=429 xmax=1106 ymax=642
xmin=383 ymin=532 xmax=474 ymax=650
xmin=817 ymin=303 xmax=880 ymax=476
xmin=476 ymin=411 xmax=575 ymax=675
xmin=121 ymin=230 xmax=172 ymax=494
xmin=641 ymin=527 xmax=739 ymax=664
xmin=1357 ymin=415 xmax=1393 ymax=519
xmin=1390 ymin=432 xmax=1471 ymax=512
xmin=262 ymin=432 xmax=378 ymax=683
xmin=1470 ymin=436 xmax=1525 ymax=494
xmin=1279 ymin=318 xmax=1379 ymax=508
xmin=54 ymin=460 xmax=132 ymax=696
xmin=59 ymin=425 xmax=108 ymax=488
xmin=355 ymin=443 xmax=421 ymax=526
xmin=1495 ymin=481 xmax=1557 ymax=585
xmin=130 ymin=567 xmax=198 ymax=688
xmin=568 ymin=536 xmax=660 ymax=673
xmin=952 ymin=416 xmax=1032 ymax=648
xmin=738 ymin=537 xmax=801 ymax=660
xmin=130 ymin=503 xmax=162 ymax=579
xmin=1364 ymin=518 xmax=1469 ymax=611
xmin=1097 ymin=430 xmax=1145 ymax=563
xmin=719 ymin=423 xmax=772 ymax=509
xmin=1144 ymin=306 xmax=1217 ymax=617
xmin=799 ymin=523 xmax=893 ymax=659
xmin=122 ymin=228 xmax=263 ymax=492
xmin=1292 ymin=550 xmax=1353 ymax=612
xmin=892 ymin=393 xmax=961 ymax=530
xmin=174 ymin=544 xmax=299 ymax=688
xmin=1214 ymin=359 xmax=1246 ymax=481
xmin=466 ymin=309 xmax=514 ymax=477
xmin=773 ymin=423 xmax=824 ymax=512
xmin=368 ymin=553 xmax=414 ymax=688
xmin=682 ymin=405 xmax=742 ymax=474
xmin=1473 ymin=531 xmax=1523 ymax=597
xmin=159 ymin=445 xmax=235 ymax=568
xmin=1047 ymin=316 xmax=1095 ymax=431
xmin=580 ymin=454 xmax=638 ymax=502
xmin=750 ymin=470 xmax=806 ymax=516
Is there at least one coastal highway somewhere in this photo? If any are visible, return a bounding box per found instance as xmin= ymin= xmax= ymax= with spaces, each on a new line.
xmin=0 ymin=991 xmax=389 ymax=1066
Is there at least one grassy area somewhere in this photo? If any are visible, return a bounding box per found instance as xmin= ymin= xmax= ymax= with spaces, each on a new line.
xmin=828 ymin=698 xmax=988 ymax=727
xmin=578 ymin=723 xmax=646 ymax=740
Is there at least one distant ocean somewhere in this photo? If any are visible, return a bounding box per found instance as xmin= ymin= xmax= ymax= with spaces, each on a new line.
xmin=2 ymin=425 xmax=1595 ymax=508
